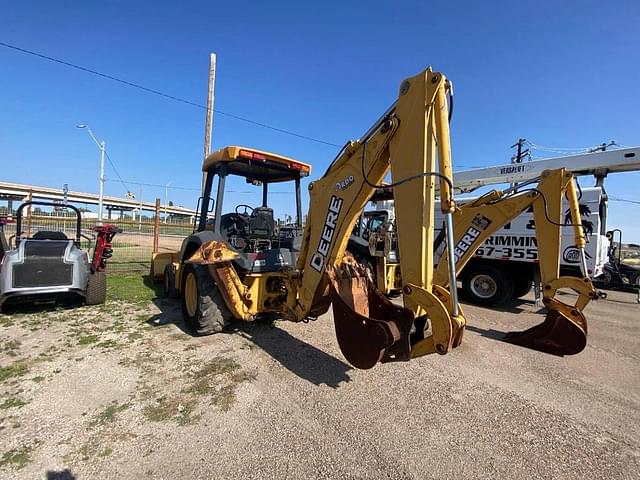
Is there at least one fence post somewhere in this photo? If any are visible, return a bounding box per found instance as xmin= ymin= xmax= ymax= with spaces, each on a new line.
xmin=153 ymin=198 xmax=160 ymax=254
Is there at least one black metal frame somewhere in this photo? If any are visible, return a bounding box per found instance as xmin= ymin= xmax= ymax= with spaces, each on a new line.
xmin=15 ymin=201 xmax=82 ymax=246
xmin=197 ymin=165 xmax=304 ymax=233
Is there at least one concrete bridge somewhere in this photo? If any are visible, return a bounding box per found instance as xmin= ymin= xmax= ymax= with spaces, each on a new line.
xmin=0 ymin=180 xmax=196 ymax=219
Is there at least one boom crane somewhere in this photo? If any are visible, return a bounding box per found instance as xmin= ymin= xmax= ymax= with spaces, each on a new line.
xmin=449 ymin=147 xmax=640 ymax=194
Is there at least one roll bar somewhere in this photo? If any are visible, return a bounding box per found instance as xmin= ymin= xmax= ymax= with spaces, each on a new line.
xmin=15 ymin=201 xmax=83 ymax=246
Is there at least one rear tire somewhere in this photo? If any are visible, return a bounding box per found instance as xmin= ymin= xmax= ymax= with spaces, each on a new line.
xmin=85 ymin=271 xmax=107 ymax=305
xmin=180 ymin=263 xmax=232 ymax=335
xmin=163 ymin=264 xmax=178 ymax=298
xmin=461 ymin=264 xmax=514 ymax=307
xmin=512 ymin=274 xmax=533 ymax=299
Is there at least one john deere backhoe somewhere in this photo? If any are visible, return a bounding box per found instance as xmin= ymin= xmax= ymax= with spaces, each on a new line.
xmin=153 ymin=67 xmax=596 ymax=369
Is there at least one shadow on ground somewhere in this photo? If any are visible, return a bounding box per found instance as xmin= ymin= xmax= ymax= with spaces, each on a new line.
xmin=46 ymin=469 xmax=76 ymax=480
xmin=236 ymin=321 xmax=352 ymax=388
xmin=145 ymin=281 xmax=352 ymax=388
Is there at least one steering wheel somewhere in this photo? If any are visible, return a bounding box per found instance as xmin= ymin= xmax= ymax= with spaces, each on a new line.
xmin=235 ymin=204 xmax=254 ymax=215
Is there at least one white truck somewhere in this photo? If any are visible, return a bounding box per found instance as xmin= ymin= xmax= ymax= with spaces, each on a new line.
xmin=351 ymin=146 xmax=640 ymax=306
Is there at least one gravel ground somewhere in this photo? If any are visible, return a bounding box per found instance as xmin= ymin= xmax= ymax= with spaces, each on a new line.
xmin=0 ymin=285 xmax=638 ymax=479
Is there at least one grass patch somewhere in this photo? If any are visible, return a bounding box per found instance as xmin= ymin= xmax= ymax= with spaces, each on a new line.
xmin=91 ymin=402 xmax=129 ymax=427
xmin=127 ymin=332 xmax=143 ymax=342
xmin=143 ymin=397 xmax=198 ymax=426
xmin=184 ymin=357 xmax=256 ymax=412
xmin=0 ymin=398 xmax=28 ymax=410
xmin=0 ymin=361 xmax=29 ymax=383
xmin=106 ymin=274 xmax=162 ymax=303
xmin=77 ymin=335 xmax=98 ymax=345
xmin=98 ymin=447 xmax=113 ymax=457
xmin=0 ymin=317 xmax=15 ymax=327
xmin=96 ymin=339 xmax=120 ymax=350
xmin=0 ymin=446 xmax=32 ymax=470
xmin=31 ymin=376 xmax=45 ymax=383
xmin=2 ymin=340 xmax=21 ymax=353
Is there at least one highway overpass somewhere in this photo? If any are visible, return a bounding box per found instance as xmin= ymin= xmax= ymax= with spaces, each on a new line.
xmin=0 ymin=181 xmax=197 ymax=218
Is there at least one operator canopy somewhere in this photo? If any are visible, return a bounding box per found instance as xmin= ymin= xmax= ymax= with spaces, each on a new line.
xmin=203 ymin=146 xmax=311 ymax=183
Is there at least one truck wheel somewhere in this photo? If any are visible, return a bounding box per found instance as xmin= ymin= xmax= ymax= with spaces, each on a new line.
xmin=163 ymin=264 xmax=178 ymax=298
xmin=512 ymin=275 xmax=532 ymax=299
xmin=462 ymin=264 xmax=514 ymax=307
xmin=85 ymin=271 xmax=107 ymax=305
xmin=181 ymin=263 xmax=232 ymax=335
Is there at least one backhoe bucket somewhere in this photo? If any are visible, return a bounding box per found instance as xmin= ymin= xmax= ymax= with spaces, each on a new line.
xmin=327 ymin=263 xmax=414 ymax=369
xmin=503 ymin=298 xmax=587 ymax=356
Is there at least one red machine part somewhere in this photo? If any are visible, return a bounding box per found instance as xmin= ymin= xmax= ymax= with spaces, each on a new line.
xmin=91 ymin=225 xmax=120 ymax=273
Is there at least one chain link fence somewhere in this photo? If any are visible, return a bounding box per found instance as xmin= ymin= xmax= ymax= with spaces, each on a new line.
xmin=1 ymin=203 xmax=193 ymax=273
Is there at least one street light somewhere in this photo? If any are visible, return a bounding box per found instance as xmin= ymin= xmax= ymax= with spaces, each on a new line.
xmin=76 ymin=124 xmax=105 ymax=225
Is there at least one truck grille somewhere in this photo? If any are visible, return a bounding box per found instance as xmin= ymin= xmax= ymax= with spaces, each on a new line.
xmin=12 ymin=240 xmax=74 ymax=288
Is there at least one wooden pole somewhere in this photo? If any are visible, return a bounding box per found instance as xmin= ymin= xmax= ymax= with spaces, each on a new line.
xmin=153 ymin=198 xmax=160 ymax=254
xmin=204 ymin=52 xmax=217 ymax=159
xmin=201 ymin=53 xmax=217 ymax=197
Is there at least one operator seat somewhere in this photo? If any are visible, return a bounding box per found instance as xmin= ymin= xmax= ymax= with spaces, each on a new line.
xmin=248 ymin=207 xmax=275 ymax=238
xmin=32 ymin=231 xmax=69 ymax=241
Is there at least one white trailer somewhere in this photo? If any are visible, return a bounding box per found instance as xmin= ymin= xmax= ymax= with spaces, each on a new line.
xmin=362 ymin=147 xmax=640 ymax=306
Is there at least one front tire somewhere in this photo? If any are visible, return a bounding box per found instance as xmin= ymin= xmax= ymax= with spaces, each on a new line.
xmin=461 ymin=264 xmax=514 ymax=307
xmin=180 ymin=263 xmax=232 ymax=335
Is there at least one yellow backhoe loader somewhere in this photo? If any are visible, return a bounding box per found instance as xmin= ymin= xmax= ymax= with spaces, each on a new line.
xmin=152 ymin=67 xmax=596 ymax=369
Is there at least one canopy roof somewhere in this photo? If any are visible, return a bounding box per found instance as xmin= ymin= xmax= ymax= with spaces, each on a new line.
xmin=202 ymin=146 xmax=311 ymax=183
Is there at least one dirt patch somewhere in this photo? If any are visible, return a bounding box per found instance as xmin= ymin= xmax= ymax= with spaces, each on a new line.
xmin=0 ymin=275 xmax=257 ymax=479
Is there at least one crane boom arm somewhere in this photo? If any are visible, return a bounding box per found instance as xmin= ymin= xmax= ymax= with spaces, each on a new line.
xmin=451 ymin=147 xmax=640 ymax=193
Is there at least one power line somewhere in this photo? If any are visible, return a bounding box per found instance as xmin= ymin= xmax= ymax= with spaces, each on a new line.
xmin=103 ymin=150 xmax=133 ymax=195
xmin=104 ymin=178 xmax=200 ymax=191
xmin=103 ymin=178 xmax=293 ymax=194
xmin=0 ymin=41 xmax=341 ymax=148
xmin=609 ymin=196 xmax=640 ymax=205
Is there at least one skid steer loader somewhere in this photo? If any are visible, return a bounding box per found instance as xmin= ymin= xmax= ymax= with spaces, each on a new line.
xmin=152 ymin=67 xmax=596 ymax=369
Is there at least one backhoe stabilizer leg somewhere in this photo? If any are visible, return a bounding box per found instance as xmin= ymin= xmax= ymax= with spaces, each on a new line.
xmin=503 ymin=276 xmax=595 ymax=356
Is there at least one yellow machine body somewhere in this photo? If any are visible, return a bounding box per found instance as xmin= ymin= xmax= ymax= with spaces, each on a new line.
xmin=155 ymin=67 xmax=596 ymax=369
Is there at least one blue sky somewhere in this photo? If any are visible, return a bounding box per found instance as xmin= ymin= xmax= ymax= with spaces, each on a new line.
xmin=1 ymin=1 xmax=639 ymax=240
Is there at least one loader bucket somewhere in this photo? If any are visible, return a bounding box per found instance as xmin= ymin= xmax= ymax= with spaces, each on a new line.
xmin=503 ymin=299 xmax=587 ymax=356
xmin=327 ymin=263 xmax=414 ymax=369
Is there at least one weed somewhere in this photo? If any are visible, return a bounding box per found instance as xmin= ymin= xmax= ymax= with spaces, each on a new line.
xmin=143 ymin=397 xmax=198 ymax=425
xmin=193 ymin=357 xmax=240 ymax=379
xmin=2 ymin=340 xmax=21 ymax=352
xmin=96 ymin=340 xmax=120 ymax=350
xmin=0 ymin=445 xmax=32 ymax=469
xmin=0 ymin=361 xmax=29 ymax=382
xmin=77 ymin=335 xmax=98 ymax=345
xmin=0 ymin=317 xmax=14 ymax=327
xmin=0 ymin=398 xmax=28 ymax=410
xmin=31 ymin=376 xmax=45 ymax=383
xmin=127 ymin=332 xmax=143 ymax=343
xmin=98 ymin=447 xmax=113 ymax=457
xmin=90 ymin=402 xmax=129 ymax=427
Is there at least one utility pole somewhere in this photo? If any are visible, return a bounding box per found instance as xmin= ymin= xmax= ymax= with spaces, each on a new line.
xmin=204 ymin=53 xmax=217 ymax=159
xmin=509 ymin=138 xmax=530 ymax=190
xmin=164 ymin=181 xmax=172 ymax=223
xmin=510 ymin=138 xmax=529 ymax=164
